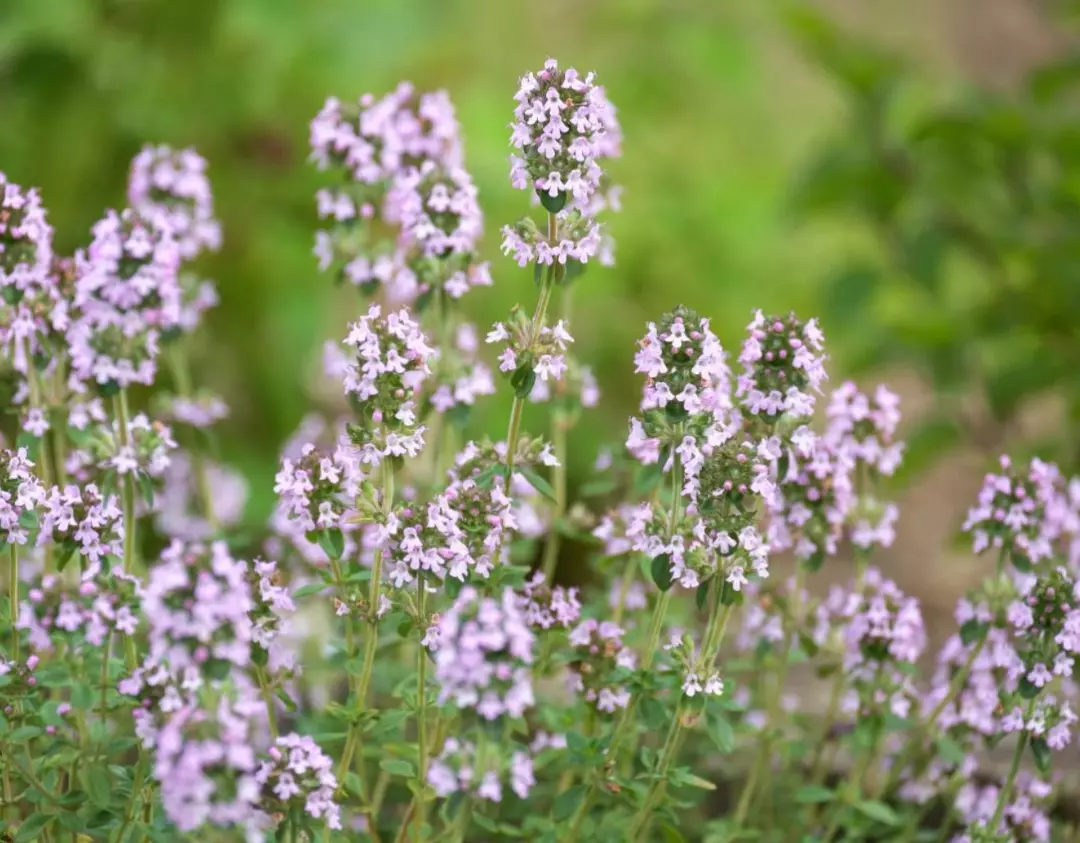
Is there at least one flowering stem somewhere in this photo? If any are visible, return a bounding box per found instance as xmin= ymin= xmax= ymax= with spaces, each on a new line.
xmin=540 ymin=285 xmax=572 ymax=582
xmin=627 ymin=596 xmax=736 ymax=841
xmin=990 ymin=699 xmax=1035 ymax=830
xmin=612 ymin=558 xmax=637 ymax=624
xmin=337 ymin=459 xmax=393 ymax=797
xmin=504 ymin=213 xmax=557 ymax=478
xmin=413 ymin=581 xmax=429 ymax=841
xmin=112 ymin=391 xmax=137 ymax=574
xmin=735 ymin=565 xmax=806 ymax=824
xmin=24 ymin=351 xmax=55 ymax=572
xmin=8 ymin=544 xmax=18 ymax=667
xmin=257 ymin=666 xmax=279 ymax=739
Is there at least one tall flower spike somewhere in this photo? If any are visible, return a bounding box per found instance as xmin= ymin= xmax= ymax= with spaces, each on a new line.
xmin=0 ymin=173 xmax=53 ymax=299
xmin=510 ymin=58 xmax=611 ymax=207
xmin=737 ymin=310 xmax=827 ymax=422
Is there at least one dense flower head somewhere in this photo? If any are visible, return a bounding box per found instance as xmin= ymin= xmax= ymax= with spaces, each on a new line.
xmin=18 ymin=568 xmax=141 ymax=652
xmin=824 ymin=382 xmax=904 ymax=476
xmin=341 ymin=304 xmax=434 ymax=460
xmin=433 ymin=586 xmax=535 ymax=720
xmin=528 ymin=357 xmax=600 ymax=409
xmin=567 ymin=618 xmax=636 ymax=712
xmin=38 ymin=482 xmax=124 ymax=579
xmin=736 ymin=310 xmax=827 ymax=421
xmin=310 ymin=84 xmax=461 ymax=184
xmin=274 ymin=442 xmax=361 ymax=535
xmin=128 ymin=145 xmax=222 ymax=261
xmin=509 ymin=58 xmax=614 ymax=206
xmin=246 ymin=558 xmax=297 ymax=675
xmin=66 ymin=412 xmax=176 ymax=486
xmin=0 ymin=447 xmax=45 ymax=545
xmin=963 ymin=455 xmax=1066 ymax=570
xmin=521 ymin=572 xmax=581 ymax=630
xmin=123 ymin=540 xmax=255 ymax=700
xmin=817 ymin=568 xmax=926 ymax=717
xmin=388 ymin=161 xmax=483 ymax=257
xmin=386 ymin=475 xmax=515 ymax=588
xmin=426 ymin=323 xmax=497 ymax=415
xmin=160 ymin=392 xmax=229 ymax=429
xmin=427 ymin=738 xmax=536 ymax=803
xmin=0 ymin=174 xmax=53 ymax=298
xmin=256 ymin=733 xmax=341 ymax=830
xmin=635 ymin=307 xmax=732 ymax=420
xmin=0 ymin=253 xmax=74 ymax=373
xmin=69 ymin=209 xmax=182 ymax=388
xmin=152 ymin=693 xmax=267 ymax=837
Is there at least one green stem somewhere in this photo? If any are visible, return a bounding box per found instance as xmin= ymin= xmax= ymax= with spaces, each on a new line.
xmin=504 ymin=212 xmax=558 ymax=478
xmin=734 ymin=565 xmax=806 ymax=824
xmin=8 ymin=544 xmax=18 ymax=667
xmin=167 ymin=347 xmax=217 ymax=530
xmin=336 ymin=460 xmax=393 ymax=789
xmin=258 ymin=667 xmax=279 ymax=740
xmin=540 ymin=284 xmax=572 ymax=583
xmin=99 ymin=630 xmax=113 ymax=722
xmin=112 ymin=756 xmax=149 ymax=843
xmin=990 ymin=700 xmax=1035 ymax=830
xmin=414 ymin=580 xmax=429 ymax=841
xmin=112 ymin=392 xmax=137 ymax=574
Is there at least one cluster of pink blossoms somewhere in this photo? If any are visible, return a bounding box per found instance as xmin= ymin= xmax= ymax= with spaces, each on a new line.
xmin=0 ymin=448 xmax=46 ymax=545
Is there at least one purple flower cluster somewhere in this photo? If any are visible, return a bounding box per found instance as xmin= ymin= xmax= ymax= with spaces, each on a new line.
xmin=567 ymin=618 xmax=636 ymax=712
xmin=274 ymin=442 xmax=361 ymax=535
xmin=256 ymin=733 xmax=342 ymax=830
xmin=18 ymin=569 xmax=140 ymax=652
xmin=824 ymin=382 xmax=904 ymax=476
xmin=248 ymin=558 xmax=297 ymax=675
xmin=389 ymin=161 xmax=483 ymax=258
xmin=38 ymin=483 xmax=124 ymax=579
xmin=0 ymin=448 xmax=45 ymax=546
xmin=0 ymin=173 xmax=53 ymax=297
xmin=427 ymin=323 xmax=496 ymax=413
xmin=433 ymin=587 xmax=535 ymax=720
xmin=509 ymin=58 xmax=616 ymax=206
xmin=386 ymin=475 xmax=515 ymax=588
xmin=69 ymin=209 xmax=181 ymax=388
xmin=128 ymin=145 xmax=221 ymax=262
xmin=736 ymin=310 xmax=827 ymax=421
xmin=427 ymin=737 xmax=535 ymax=802
xmin=156 ymin=454 xmax=248 ymax=541
xmin=487 ymin=317 xmax=573 ymax=385
xmin=954 ymin=774 xmax=1052 ymax=843
xmin=342 ymin=304 xmax=435 ymax=463
xmin=521 ymin=572 xmax=581 ymax=630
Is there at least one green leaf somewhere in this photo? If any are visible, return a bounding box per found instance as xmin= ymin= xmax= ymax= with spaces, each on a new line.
xmin=1018 ymin=678 xmax=1040 ymax=700
xmin=1011 ymin=551 xmax=1033 ymax=574
xmin=15 ymin=813 xmax=56 ymax=842
xmin=854 ymin=800 xmax=901 ymax=826
xmin=8 ymin=726 xmax=42 ymax=741
xmin=1031 ymin=737 xmax=1052 ymax=773
xmin=553 ymin=784 xmax=586 ymax=822
xmin=538 ymin=190 xmax=567 ymax=214
xmin=519 ymin=467 xmax=557 ymax=502
xmin=934 ymin=736 xmax=967 ymax=767
xmin=660 ymin=821 xmax=689 ymax=843
xmin=473 ymin=813 xmax=498 ymax=833
xmin=959 ymin=619 xmax=988 ymax=646
xmin=317 ymin=529 xmax=345 ymax=561
xmin=83 ymin=767 xmax=112 ymax=808
xmin=379 ymin=758 xmax=415 ymax=778
xmin=136 ymin=472 xmax=156 ymax=509
xmin=795 ymin=785 xmax=835 ymax=804
xmin=651 ymin=553 xmax=674 ymax=592
xmin=566 ymin=731 xmax=588 ymax=754
xmin=292 ymin=582 xmax=327 ymax=599
xmin=71 ymin=683 xmax=94 ymax=710
xmin=695 ymin=582 xmax=710 ymax=611
xmin=680 ymin=773 xmax=716 ymax=790
xmin=707 ymin=712 xmax=735 ymax=754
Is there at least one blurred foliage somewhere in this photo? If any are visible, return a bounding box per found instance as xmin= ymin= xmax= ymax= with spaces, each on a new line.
xmin=0 ymin=0 xmax=847 ymax=525
xmin=787 ymin=5 xmax=1080 ymax=478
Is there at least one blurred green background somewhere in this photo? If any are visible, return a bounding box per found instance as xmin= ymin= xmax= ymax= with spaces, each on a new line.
xmin=3 ymin=0 xmax=1079 ymax=537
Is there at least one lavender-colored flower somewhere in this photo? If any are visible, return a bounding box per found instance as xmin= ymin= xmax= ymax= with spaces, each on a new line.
xmin=567 ymin=618 xmax=636 ymax=713
xmin=18 ymin=568 xmax=141 ymax=652
xmin=427 ymin=738 xmax=537 ymax=802
xmin=0 ymin=448 xmax=45 ymax=546
xmin=486 ymin=315 xmax=574 ymax=390
xmin=500 ymin=209 xmax=603 ymax=267
xmin=161 ymin=393 xmax=229 ymax=429
xmin=38 ymin=482 xmax=124 ymax=579
xmin=274 ymin=442 xmax=361 ymax=535
xmin=155 ymin=454 xmax=248 ymax=541
xmin=433 ymin=587 xmax=535 ymax=720
xmin=736 ymin=310 xmax=827 ymax=422
xmin=128 ymin=145 xmax=221 ymax=262
xmin=509 ymin=58 xmax=614 ymax=206
xmin=521 ymin=572 xmax=581 ymax=630
xmin=388 ymin=161 xmax=483 ymax=258
xmin=824 ymin=382 xmax=904 ymax=476
xmin=0 ymin=174 xmax=53 ymax=298
xmin=255 ymin=733 xmax=341 ymax=830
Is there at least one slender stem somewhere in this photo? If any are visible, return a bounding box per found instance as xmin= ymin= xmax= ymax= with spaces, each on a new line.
xmin=990 ymin=700 xmax=1035 ymax=830
xmin=99 ymin=630 xmax=113 ymax=722
xmin=258 ymin=667 xmax=279 ymax=740
xmin=336 ymin=460 xmax=393 ymax=785
xmin=540 ymin=285 xmax=572 ymax=582
xmin=734 ymin=565 xmax=806 ymax=824
xmin=504 ymin=212 xmax=558 ymax=478
xmin=112 ymin=755 xmax=148 ymax=843
xmin=8 ymin=544 xmax=18 ymax=667
xmin=414 ymin=581 xmax=429 ymax=841
xmin=112 ymin=392 xmax=137 ymax=574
